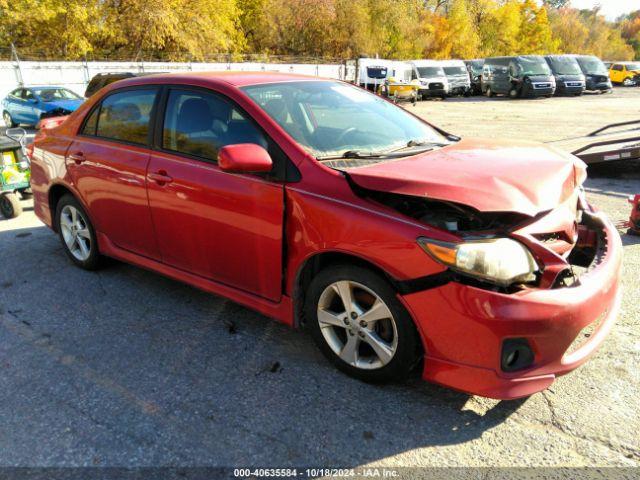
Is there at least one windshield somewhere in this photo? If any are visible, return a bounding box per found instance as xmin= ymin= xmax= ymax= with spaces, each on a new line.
xmin=467 ymin=61 xmax=484 ymax=74
xmin=242 ymin=81 xmax=447 ymax=160
xmin=547 ymin=57 xmax=582 ymax=75
xmin=625 ymin=63 xmax=640 ymax=71
xmin=517 ymin=57 xmax=551 ymax=76
xmin=443 ymin=66 xmax=467 ymax=76
xmin=416 ymin=66 xmax=445 ymax=77
xmin=576 ymin=56 xmax=608 ymax=75
xmin=34 ymin=88 xmax=82 ymax=102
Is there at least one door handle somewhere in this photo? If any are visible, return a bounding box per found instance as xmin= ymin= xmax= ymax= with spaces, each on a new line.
xmin=148 ymin=171 xmax=173 ymax=185
xmin=68 ymin=151 xmax=85 ymax=164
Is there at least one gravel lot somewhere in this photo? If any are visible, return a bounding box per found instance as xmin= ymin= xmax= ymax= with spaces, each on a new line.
xmin=0 ymin=87 xmax=639 ymax=469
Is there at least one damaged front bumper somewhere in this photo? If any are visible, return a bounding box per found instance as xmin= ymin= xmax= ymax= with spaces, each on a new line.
xmin=401 ymin=211 xmax=622 ymax=399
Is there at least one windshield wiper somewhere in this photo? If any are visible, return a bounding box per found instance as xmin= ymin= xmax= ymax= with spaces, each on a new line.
xmin=317 ymin=140 xmax=449 ymax=161
xmin=388 ymin=140 xmax=449 ymax=152
xmin=317 ymin=150 xmax=392 ymax=160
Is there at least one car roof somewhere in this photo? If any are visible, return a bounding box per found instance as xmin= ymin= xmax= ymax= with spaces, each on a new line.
xmin=26 ymin=85 xmax=67 ymax=89
xmin=110 ymin=71 xmax=326 ymax=89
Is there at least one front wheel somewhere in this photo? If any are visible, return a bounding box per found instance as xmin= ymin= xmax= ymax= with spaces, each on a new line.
xmin=3 ymin=111 xmax=16 ymax=128
xmin=305 ymin=265 xmax=422 ymax=383
xmin=0 ymin=192 xmax=22 ymax=218
xmin=485 ymin=86 xmax=494 ymax=98
xmin=55 ymin=194 xmax=103 ymax=270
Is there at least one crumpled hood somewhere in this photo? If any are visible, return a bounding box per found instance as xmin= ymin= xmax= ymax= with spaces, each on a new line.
xmin=345 ymin=138 xmax=587 ymax=217
xmin=44 ymin=99 xmax=83 ymax=112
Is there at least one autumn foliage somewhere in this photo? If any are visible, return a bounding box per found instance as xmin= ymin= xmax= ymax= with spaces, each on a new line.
xmin=0 ymin=0 xmax=637 ymax=61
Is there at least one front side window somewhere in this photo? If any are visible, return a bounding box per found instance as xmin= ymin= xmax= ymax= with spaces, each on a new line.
xmin=242 ymin=81 xmax=447 ymax=160
xmin=613 ymin=64 xmax=623 ymax=71
xmin=95 ymin=89 xmax=157 ymax=145
xmin=22 ymin=90 xmax=35 ymax=101
xmin=162 ymin=89 xmax=267 ymax=162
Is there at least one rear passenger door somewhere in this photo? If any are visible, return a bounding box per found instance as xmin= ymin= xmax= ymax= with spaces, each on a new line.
xmin=67 ymin=87 xmax=161 ymax=259
xmin=146 ymin=87 xmax=285 ymax=302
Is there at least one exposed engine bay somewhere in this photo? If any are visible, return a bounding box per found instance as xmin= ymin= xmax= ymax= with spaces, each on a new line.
xmin=358 ymin=188 xmax=529 ymax=233
xmin=351 ymin=180 xmax=605 ymax=292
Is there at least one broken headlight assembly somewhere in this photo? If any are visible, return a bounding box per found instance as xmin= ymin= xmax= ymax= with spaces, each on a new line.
xmin=418 ymin=237 xmax=539 ymax=287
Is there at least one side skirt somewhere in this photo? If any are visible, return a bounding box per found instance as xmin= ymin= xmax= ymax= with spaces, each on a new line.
xmin=97 ymin=232 xmax=294 ymax=326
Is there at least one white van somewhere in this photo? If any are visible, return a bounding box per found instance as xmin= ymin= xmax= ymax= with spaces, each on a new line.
xmin=356 ymin=58 xmax=395 ymax=91
xmin=437 ymin=59 xmax=472 ymax=96
xmin=408 ymin=60 xmax=449 ymax=99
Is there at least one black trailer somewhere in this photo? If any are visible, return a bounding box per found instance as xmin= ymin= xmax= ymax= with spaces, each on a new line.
xmin=548 ymin=120 xmax=640 ymax=165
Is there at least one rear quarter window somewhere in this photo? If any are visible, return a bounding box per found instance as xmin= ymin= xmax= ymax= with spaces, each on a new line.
xmin=94 ymin=89 xmax=157 ymax=145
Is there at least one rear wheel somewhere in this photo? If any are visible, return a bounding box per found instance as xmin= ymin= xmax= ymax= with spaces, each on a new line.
xmin=305 ymin=265 xmax=422 ymax=383
xmin=18 ymin=188 xmax=33 ymax=199
xmin=485 ymin=86 xmax=494 ymax=98
xmin=3 ymin=111 xmax=16 ymax=128
xmin=0 ymin=192 xmax=22 ymax=218
xmin=55 ymin=194 xmax=103 ymax=270
xmin=509 ymin=86 xmax=519 ymax=99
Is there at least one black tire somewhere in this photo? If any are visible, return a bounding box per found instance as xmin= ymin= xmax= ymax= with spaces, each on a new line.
xmin=18 ymin=188 xmax=33 ymax=199
xmin=485 ymin=86 xmax=494 ymax=98
xmin=0 ymin=192 xmax=22 ymax=218
xmin=509 ymin=86 xmax=519 ymax=99
xmin=3 ymin=111 xmax=16 ymax=128
xmin=55 ymin=194 xmax=103 ymax=270
xmin=305 ymin=264 xmax=422 ymax=383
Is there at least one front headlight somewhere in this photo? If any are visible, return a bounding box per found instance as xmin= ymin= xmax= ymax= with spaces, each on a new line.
xmin=418 ymin=237 xmax=539 ymax=286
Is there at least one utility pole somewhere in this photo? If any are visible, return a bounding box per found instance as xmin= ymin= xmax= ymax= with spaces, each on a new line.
xmin=10 ymin=43 xmax=24 ymax=87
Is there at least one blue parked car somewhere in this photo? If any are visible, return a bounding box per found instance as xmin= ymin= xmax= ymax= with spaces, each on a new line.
xmin=2 ymin=86 xmax=83 ymax=128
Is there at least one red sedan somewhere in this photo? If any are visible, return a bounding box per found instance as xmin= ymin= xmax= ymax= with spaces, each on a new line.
xmin=30 ymin=72 xmax=622 ymax=399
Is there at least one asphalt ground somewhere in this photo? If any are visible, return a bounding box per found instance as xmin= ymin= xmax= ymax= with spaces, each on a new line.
xmin=0 ymin=87 xmax=639 ymax=470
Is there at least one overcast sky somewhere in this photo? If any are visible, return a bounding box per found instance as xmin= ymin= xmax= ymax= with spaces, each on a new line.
xmin=569 ymin=0 xmax=637 ymax=20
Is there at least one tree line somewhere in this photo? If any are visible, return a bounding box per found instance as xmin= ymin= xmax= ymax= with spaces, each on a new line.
xmin=0 ymin=0 xmax=638 ymax=61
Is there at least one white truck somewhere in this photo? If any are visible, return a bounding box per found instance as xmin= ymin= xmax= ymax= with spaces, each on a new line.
xmin=407 ymin=60 xmax=449 ymax=100
xmin=437 ymin=59 xmax=472 ymax=96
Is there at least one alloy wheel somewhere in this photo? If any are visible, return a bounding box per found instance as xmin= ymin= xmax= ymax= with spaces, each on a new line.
xmin=317 ymin=280 xmax=398 ymax=370
xmin=59 ymin=205 xmax=92 ymax=261
xmin=3 ymin=112 xmax=12 ymax=127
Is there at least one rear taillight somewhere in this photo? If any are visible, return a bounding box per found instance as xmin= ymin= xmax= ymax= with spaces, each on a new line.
xmin=38 ymin=115 xmax=69 ymax=130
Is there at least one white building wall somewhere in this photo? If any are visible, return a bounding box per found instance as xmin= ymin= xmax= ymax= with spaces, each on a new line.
xmin=0 ymin=61 xmax=347 ymax=99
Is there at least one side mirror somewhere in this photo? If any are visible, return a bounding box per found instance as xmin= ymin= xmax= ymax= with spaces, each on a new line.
xmin=218 ymin=143 xmax=273 ymax=174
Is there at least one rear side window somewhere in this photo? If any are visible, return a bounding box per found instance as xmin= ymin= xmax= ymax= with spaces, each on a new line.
xmin=92 ymin=89 xmax=157 ymax=145
xmin=612 ymin=65 xmax=623 ymax=71
xmin=162 ymin=89 xmax=267 ymax=162
xmin=82 ymin=107 xmax=99 ymax=135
